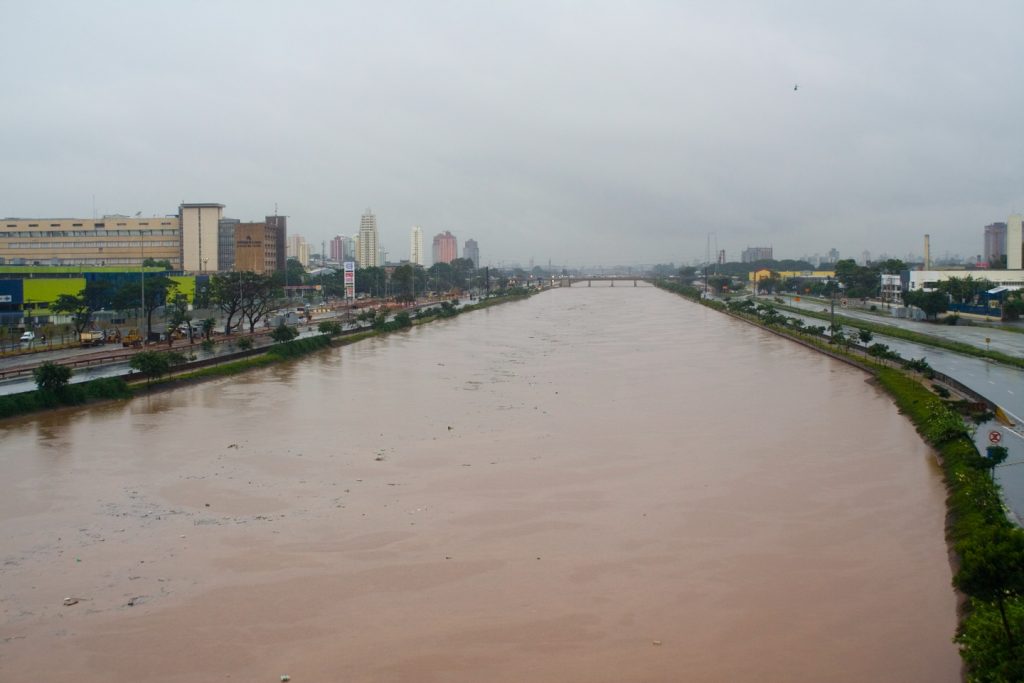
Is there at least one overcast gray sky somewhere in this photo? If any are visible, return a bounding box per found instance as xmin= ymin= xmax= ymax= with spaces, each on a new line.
xmin=3 ymin=1 xmax=1023 ymax=267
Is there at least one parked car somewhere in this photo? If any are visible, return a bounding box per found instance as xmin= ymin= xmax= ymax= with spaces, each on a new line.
xmin=20 ymin=331 xmax=36 ymax=343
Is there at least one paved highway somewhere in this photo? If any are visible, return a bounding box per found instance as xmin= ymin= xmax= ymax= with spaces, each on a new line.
xmin=768 ymin=295 xmax=1024 ymax=357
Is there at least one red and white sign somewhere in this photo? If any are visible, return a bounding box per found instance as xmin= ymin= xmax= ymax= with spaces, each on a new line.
xmin=989 ymin=430 xmax=1002 ymax=445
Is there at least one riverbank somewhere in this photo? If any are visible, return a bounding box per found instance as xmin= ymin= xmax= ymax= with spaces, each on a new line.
xmin=655 ymin=280 xmax=1024 ymax=679
xmin=0 ymin=291 xmax=535 ymax=421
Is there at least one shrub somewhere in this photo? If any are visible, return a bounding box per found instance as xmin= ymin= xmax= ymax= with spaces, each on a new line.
xmin=905 ymin=357 xmax=935 ymax=378
xmin=33 ymin=361 xmax=72 ymax=393
xmin=201 ymin=339 xmax=215 ymax=353
xmin=868 ymin=343 xmax=901 ymax=360
xmin=271 ymin=324 xmax=299 ymax=343
xmin=130 ymin=351 xmax=173 ymax=383
xmin=266 ymin=334 xmax=331 ymax=359
xmin=237 ymin=337 xmax=254 ymax=350
xmin=318 ymin=320 xmax=342 ymax=335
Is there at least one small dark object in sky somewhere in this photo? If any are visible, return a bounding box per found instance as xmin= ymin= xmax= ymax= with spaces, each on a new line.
xmin=793 ymin=84 xmax=799 ymax=91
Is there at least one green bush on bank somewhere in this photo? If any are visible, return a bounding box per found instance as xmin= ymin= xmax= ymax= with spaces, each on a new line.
xmin=0 ymin=376 xmax=132 ymax=420
xmin=318 ymin=320 xmax=343 ymax=335
xmin=266 ymin=334 xmax=332 ymax=359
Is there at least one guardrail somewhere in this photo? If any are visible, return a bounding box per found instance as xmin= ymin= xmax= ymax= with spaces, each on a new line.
xmin=0 ymin=351 xmax=136 ymax=381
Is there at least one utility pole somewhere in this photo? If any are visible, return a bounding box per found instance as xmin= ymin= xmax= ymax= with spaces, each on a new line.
xmin=828 ymin=278 xmax=836 ymax=333
xmin=140 ymin=241 xmax=145 ymax=338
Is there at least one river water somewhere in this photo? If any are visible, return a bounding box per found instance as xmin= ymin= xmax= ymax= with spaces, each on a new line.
xmin=0 ymin=286 xmax=960 ymax=682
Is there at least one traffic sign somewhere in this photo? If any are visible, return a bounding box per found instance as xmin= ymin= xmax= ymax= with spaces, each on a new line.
xmin=988 ymin=430 xmax=1002 ymax=445
xmin=840 ymin=298 xmax=848 ymax=308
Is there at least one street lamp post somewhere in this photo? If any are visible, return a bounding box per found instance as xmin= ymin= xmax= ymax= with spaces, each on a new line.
xmin=828 ymin=278 xmax=837 ymax=335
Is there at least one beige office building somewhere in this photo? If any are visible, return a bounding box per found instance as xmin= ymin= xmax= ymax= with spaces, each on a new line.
xmin=180 ymin=202 xmax=225 ymax=272
xmin=0 ymin=215 xmax=181 ymax=267
xmin=1008 ymin=214 xmax=1023 ymax=271
xmin=235 ymin=222 xmax=281 ymax=274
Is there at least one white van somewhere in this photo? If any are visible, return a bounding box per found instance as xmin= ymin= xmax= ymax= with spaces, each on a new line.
xmin=20 ymin=331 xmax=36 ymax=343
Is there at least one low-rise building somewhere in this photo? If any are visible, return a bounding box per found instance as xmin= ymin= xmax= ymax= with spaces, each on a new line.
xmin=0 ymin=266 xmax=203 ymax=331
xmin=905 ymin=269 xmax=1024 ymax=292
xmin=1 ymin=215 xmax=181 ymax=268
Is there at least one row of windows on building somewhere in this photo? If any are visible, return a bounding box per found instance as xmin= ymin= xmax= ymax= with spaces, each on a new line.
xmin=4 ymin=240 xmax=179 ymax=249
xmin=0 ymin=229 xmax=179 ymax=238
xmin=4 ymin=222 xmax=175 ymax=228
xmin=4 ymin=257 xmax=154 ymax=266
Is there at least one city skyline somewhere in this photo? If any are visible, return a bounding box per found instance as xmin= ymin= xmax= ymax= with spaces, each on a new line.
xmin=2 ymin=3 xmax=1023 ymax=267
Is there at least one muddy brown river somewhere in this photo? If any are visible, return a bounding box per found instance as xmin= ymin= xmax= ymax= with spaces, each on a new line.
xmin=0 ymin=286 xmax=960 ymax=682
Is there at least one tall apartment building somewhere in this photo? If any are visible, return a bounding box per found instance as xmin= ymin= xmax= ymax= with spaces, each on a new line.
xmin=287 ymin=234 xmax=310 ymax=267
xmin=741 ymin=246 xmax=773 ymax=263
xmin=179 ymin=202 xmax=225 ymax=272
xmin=358 ymin=210 xmax=379 ymax=267
xmin=410 ymin=226 xmax=424 ymax=265
xmin=1 ymin=215 xmax=181 ymax=267
xmin=463 ymin=238 xmax=479 ymax=267
xmin=432 ymin=230 xmax=457 ymax=265
xmin=985 ymin=222 xmax=1007 ymax=264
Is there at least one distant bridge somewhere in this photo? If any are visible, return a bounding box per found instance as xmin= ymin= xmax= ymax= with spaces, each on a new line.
xmin=556 ymin=277 xmax=654 ymax=287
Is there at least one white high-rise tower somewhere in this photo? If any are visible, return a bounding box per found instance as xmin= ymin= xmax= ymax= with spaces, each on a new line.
xmin=357 ymin=209 xmax=379 ymax=268
xmin=410 ymin=226 xmax=424 ymax=266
